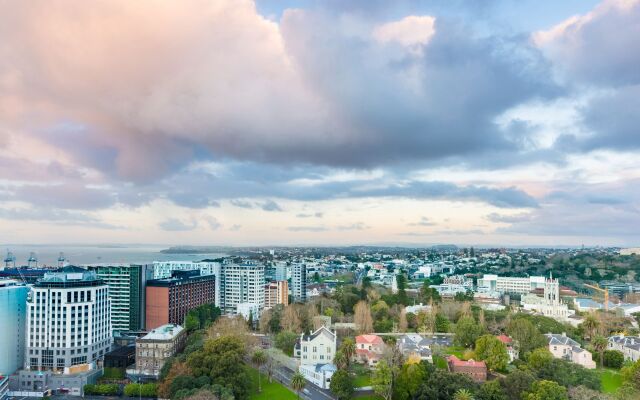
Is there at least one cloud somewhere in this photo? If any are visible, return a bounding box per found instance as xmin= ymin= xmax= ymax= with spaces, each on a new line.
xmin=260 ymin=200 xmax=283 ymax=212
xmin=296 ymin=212 xmax=324 ymax=218
xmin=12 ymin=183 xmax=116 ymax=210
xmin=0 ymin=207 xmax=121 ymax=229
xmin=373 ymin=15 xmax=436 ymax=48
xmin=158 ymin=218 xmax=197 ymax=231
xmin=287 ymin=226 xmax=328 ymax=232
xmin=229 ymin=224 xmax=242 ymax=231
xmin=230 ymin=199 xmax=255 ymax=209
xmin=408 ymin=216 xmax=436 ymax=226
xmin=203 ymin=216 xmax=222 ymax=230
xmin=337 ymin=222 xmax=370 ymax=231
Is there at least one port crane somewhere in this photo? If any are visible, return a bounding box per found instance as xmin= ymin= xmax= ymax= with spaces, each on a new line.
xmin=584 ymin=283 xmax=610 ymax=312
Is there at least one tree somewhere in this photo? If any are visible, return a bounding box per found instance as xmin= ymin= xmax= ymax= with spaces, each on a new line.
xmin=251 ymin=350 xmax=267 ymax=393
xmin=330 ymin=369 xmax=354 ymax=400
xmin=282 ymin=305 xmax=302 ymax=332
xmin=567 ymin=386 xmax=611 ymax=400
xmin=334 ymin=350 xmax=348 ymax=370
xmin=527 ymin=348 xmax=554 ymax=371
xmin=592 ymin=335 xmax=608 ymax=368
xmin=372 ymin=359 xmax=394 ymax=400
xmin=454 ymin=388 xmax=475 ymax=400
xmin=340 ymin=338 xmax=356 ymax=368
xmin=274 ymin=331 xmax=299 ymax=356
xmin=394 ymin=362 xmax=427 ymax=400
xmin=421 ymin=280 xmax=441 ymax=303
xmin=185 ymin=313 xmax=201 ymax=332
xmin=396 ymin=274 xmax=409 ymax=305
xmin=354 ymin=301 xmax=374 ymax=334
xmin=398 ymin=308 xmax=408 ymax=332
xmin=455 ymin=316 xmax=485 ymax=348
xmin=581 ymin=313 xmax=600 ymax=340
xmin=523 ymin=380 xmax=568 ymax=400
xmin=477 ymin=380 xmax=506 ymax=400
xmin=436 ymin=313 xmax=451 ymax=333
xmin=603 ymin=350 xmax=624 ymax=369
xmin=416 ymin=369 xmax=477 ymax=400
xmin=506 ymin=318 xmax=547 ymax=359
xmin=620 ymin=359 xmax=640 ymax=390
xmin=291 ymin=371 xmax=306 ymax=400
xmin=500 ymin=369 xmax=535 ymax=400
xmin=474 ymin=335 xmax=509 ymax=372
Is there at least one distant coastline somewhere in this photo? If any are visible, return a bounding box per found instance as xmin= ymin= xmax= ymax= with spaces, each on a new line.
xmin=160 ymin=246 xmax=235 ymax=254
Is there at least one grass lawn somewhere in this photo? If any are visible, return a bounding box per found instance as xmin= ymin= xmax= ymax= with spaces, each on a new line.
xmin=433 ymin=355 xmax=448 ymax=370
xmin=600 ymin=369 xmax=623 ymax=393
xmin=352 ymin=364 xmax=372 ymax=387
xmin=444 ymin=346 xmax=467 ymax=359
xmin=248 ymin=367 xmax=297 ymax=400
xmin=353 ymin=395 xmax=384 ymax=400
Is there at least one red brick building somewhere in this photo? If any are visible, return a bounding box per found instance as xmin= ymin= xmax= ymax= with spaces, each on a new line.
xmin=447 ymin=355 xmax=487 ymax=382
xmin=145 ymin=270 xmax=215 ymax=330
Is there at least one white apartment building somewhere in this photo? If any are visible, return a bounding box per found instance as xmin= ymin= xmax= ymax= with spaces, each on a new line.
xmin=25 ymin=266 xmax=112 ymax=373
xmin=477 ymin=274 xmax=546 ymax=295
xmin=0 ymin=280 xmax=28 ymax=376
xmin=545 ymin=333 xmax=596 ymax=369
xmin=292 ymin=264 xmax=307 ymax=303
xmin=608 ymin=335 xmax=640 ymax=362
xmin=220 ymin=263 xmax=265 ymax=314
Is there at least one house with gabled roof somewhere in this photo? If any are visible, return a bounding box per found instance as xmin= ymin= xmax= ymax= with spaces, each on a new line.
xmin=294 ymin=326 xmax=337 ymax=389
xmin=355 ymin=334 xmax=385 ymax=366
xmin=608 ymin=335 xmax=640 ymax=362
xmin=447 ymin=355 xmax=487 ymax=382
xmin=545 ymin=333 xmax=596 ymax=369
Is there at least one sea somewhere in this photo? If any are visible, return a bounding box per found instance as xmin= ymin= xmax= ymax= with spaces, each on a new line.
xmin=0 ymin=244 xmax=228 ymax=267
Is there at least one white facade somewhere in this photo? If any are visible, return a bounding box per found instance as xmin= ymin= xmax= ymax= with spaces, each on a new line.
xmin=0 ymin=280 xmax=28 ymax=376
xmin=521 ymin=277 xmax=572 ymax=321
xmin=608 ymin=335 xmax=640 ymax=362
xmin=25 ymin=267 xmax=112 ymax=373
xmin=220 ymin=263 xmax=265 ymax=314
xmin=298 ymin=326 xmax=336 ymax=365
xmin=298 ymin=363 xmax=336 ymax=389
xmin=274 ymin=263 xmax=289 ymax=281
xmin=236 ymin=302 xmax=260 ymax=321
xmin=478 ymin=274 xmax=546 ymax=295
xmin=292 ymin=264 xmax=307 ymax=303
xmin=545 ymin=333 xmax=596 ymax=369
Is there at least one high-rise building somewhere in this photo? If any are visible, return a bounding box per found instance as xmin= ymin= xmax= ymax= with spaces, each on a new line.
xmin=477 ymin=274 xmax=546 ymax=295
xmin=274 ymin=263 xmax=289 ymax=281
xmin=218 ymin=262 xmax=265 ymax=314
xmin=292 ymin=263 xmax=307 ymax=303
xmin=89 ymin=264 xmax=151 ymax=335
xmin=145 ymin=270 xmax=215 ymax=330
xmin=152 ymin=261 xmax=221 ymax=306
xmin=0 ymin=280 xmax=28 ymax=376
xmin=25 ymin=266 xmax=112 ymax=373
xmin=264 ymin=280 xmax=288 ymax=309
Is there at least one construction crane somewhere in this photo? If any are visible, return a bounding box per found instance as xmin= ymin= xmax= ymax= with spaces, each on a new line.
xmin=584 ymin=283 xmax=610 ymax=312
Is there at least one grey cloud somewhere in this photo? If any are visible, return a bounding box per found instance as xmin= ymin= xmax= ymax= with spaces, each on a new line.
xmin=296 ymin=212 xmax=324 ymax=218
xmin=408 ymin=216 xmax=436 ymax=227
xmin=486 ymin=212 xmax=531 ymax=224
xmin=158 ymin=218 xmax=198 ymax=231
xmin=229 ymin=224 xmax=242 ymax=231
xmin=337 ymin=222 xmax=370 ymax=231
xmin=203 ymin=216 xmax=222 ymax=230
xmin=13 ymin=184 xmax=116 ymax=210
xmin=230 ymin=200 xmax=254 ymax=209
xmin=0 ymin=207 xmax=122 ymax=229
xmin=261 ymin=200 xmax=283 ymax=212
xmin=287 ymin=226 xmax=328 ymax=232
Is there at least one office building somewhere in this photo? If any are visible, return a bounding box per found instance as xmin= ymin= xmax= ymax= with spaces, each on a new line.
xmin=128 ymin=324 xmax=186 ymax=380
xmin=274 ymin=263 xmax=289 ymax=281
xmin=477 ymin=274 xmax=546 ymax=295
xmin=219 ymin=262 xmax=265 ymax=314
xmin=89 ymin=264 xmax=151 ymax=334
xmin=145 ymin=270 xmax=215 ymax=330
xmin=0 ymin=280 xmax=28 ymax=376
xmin=25 ymin=266 xmax=112 ymax=373
xmin=264 ymin=280 xmax=288 ymax=309
xmin=292 ymin=263 xmax=307 ymax=303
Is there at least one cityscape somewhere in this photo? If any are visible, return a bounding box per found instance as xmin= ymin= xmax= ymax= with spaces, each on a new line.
xmin=1 ymin=1 xmax=640 ymax=400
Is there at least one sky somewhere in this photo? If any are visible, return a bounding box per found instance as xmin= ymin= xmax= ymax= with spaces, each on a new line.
xmin=0 ymin=0 xmax=639 ymax=247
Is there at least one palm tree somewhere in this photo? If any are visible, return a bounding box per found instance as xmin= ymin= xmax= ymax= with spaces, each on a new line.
xmin=453 ymin=388 xmax=474 ymax=400
xmin=252 ymin=350 xmax=267 ymax=392
xmin=592 ymin=335 xmax=608 ymax=368
xmin=582 ymin=313 xmax=600 ymax=340
xmin=334 ymin=350 xmax=348 ymax=370
xmin=291 ymin=371 xmax=307 ymax=400
xmin=340 ymin=338 xmax=356 ymax=368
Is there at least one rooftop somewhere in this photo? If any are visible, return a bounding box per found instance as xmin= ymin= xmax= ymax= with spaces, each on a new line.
xmin=140 ymin=324 xmax=185 ymax=341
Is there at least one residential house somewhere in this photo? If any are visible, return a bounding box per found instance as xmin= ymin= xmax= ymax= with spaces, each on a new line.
xmin=608 ymin=335 xmax=640 ymax=362
xmin=355 ymin=335 xmax=385 ymax=366
xmin=545 ymin=333 xmax=596 ymax=369
xmin=496 ymin=334 xmax=518 ymax=362
xmin=447 ymin=356 xmax=487 ymax=382
xmin=295 ymin=326 xmax=337 ymax=389
xmin=397 ymin=334 xmax=433 ymax=362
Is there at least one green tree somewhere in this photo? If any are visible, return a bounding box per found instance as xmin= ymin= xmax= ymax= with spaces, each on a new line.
xmin=330 ymin=369 xmax=354 ymax=400
xmin=396 ymin=274 xmax=409 ymax=305
xmin=476 ymin=380 xmax=506 ymax=400
xmin=394 ymin=362 xmax=427 ymax=400
xmin=527 ymin=348 xmax=554 ymax=371
xmin=291 ymin=371 xmax=306 ymax=400
xmin=416 ymin=369 xmax=477 ymax=400
xmin=603 ymin=350 xmax=624 ymax=369
xmin=620 ymin=359 xmax=640 ymax=390
xmin=500 ymin=369 xmax=535 ymax=400
xmin=251 ymin=350 xmax=267 ymax=392
xmin=454 ymin=388 xmax=475 ymax=400
xmin=185 ymin=313 xmax=201 ymax=332
xmin=372 ymin=359 xmax=394 ymax=400
xmin=340 ymin=338 xmax=356 ymax=369
xmin=474 ymin=335 xmax=509 ymax=372
xmin=506 ymin=318 xmax=547 ymax=359
xmin=455 ymin=316 xmax=485 ymax=348
xmin=435 ymin=313 xmax=450 ymax=333
xmin=523 ymin=380 xmax=568 ymax=400
xmin=274 ymin=330 xmax=299 ymax=356
xmin=592 ymin=335 xmax=608 ymax=368
xmin=581 ymin=313 xmax=600 ymax=340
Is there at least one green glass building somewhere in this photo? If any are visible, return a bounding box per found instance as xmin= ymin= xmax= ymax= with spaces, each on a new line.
xmin=90 ymin=264 xmax=150 ymax=335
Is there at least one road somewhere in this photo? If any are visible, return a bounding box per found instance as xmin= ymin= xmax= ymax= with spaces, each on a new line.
xmin=267 ymin=364 xmax=335 ymax=400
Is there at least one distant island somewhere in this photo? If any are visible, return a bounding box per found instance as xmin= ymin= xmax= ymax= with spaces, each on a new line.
xmin=160 ymin=246 xmax=234 ymax=254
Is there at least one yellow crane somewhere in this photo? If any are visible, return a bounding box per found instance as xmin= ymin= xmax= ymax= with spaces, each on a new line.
xmin=584 ymin=283 xmax=610 ymax=312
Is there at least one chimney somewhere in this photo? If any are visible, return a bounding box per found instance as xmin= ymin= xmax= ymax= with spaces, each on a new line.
xmin=561 ymin=332 xmax=566 ymax=337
